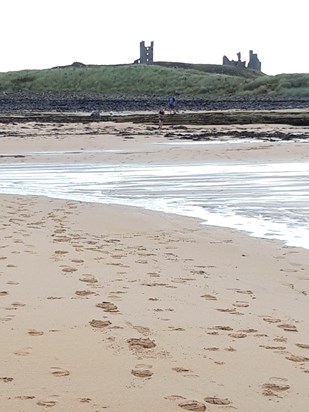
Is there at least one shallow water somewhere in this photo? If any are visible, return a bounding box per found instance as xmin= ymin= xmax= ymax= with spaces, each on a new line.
xmin=0 ymin=160 xmax=308 ymax=249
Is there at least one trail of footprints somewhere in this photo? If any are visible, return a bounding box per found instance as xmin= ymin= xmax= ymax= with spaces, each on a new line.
xmin=1 ymin=202 xmax=309 ymax=409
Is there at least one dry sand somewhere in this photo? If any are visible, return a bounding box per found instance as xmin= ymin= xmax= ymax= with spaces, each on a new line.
xmin=0 ymin=120 xmax=309 ymax=411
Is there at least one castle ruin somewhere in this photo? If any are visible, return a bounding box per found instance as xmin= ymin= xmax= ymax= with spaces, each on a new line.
xmin=223 ymin=50 xmax=261 ymax=72
xmin=134 ymin=41 xmax=154 ymax=65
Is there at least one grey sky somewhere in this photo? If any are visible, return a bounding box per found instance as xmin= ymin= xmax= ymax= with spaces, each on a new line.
xmin=1 ymin=0 xmax=307 ymax=75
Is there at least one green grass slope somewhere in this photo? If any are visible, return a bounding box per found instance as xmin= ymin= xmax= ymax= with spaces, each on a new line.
xmin=0 ymin=63 xmax=309 ymax=97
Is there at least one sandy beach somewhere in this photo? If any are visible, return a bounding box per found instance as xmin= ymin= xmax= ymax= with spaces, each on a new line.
xmin=1 ymin=119 xmax=309 ymax=411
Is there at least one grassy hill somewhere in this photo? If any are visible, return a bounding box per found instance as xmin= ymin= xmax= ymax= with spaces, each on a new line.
xmin=0 ymin=62 xmax=309 ymax=98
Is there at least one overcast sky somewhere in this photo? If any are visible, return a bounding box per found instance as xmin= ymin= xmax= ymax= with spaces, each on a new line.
xmin=1 ymin=0 xmax=307 ymax=75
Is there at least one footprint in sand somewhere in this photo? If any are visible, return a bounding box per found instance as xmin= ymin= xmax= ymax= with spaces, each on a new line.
xmin=47 ymin=296 xmax=63 ymax=300
xmin=277 ymin=323 xmax=298 ymax=332
xmin=224 ymin=346 xmax=236 ymax=352
xmin=216 ymin=308 xmax=238 ymax=314
xmin=285 ymin=354 xmax=309 ymax=363
xmin=274 ymin=337 xmax=287 ymax=343
xmin=0 ymin=291 xmax=9 ymax=296
xmin=51 ymin=367 xmax=70 ymax=377
xmin=15 ymin=395 xmax=35 ymax=400
xmin=36 ymin=400 xmax=57 ymax=407
xmin=201 ymin=294 xmax=217 ymax=301
xmin=62 ymin=267 xmax=77 ymax=273
xmin=131 ymin=366 xmax=153 ymax=378
xmin=209 ymin=326 xmax=233 ymax=332
xmin=262 ymin=380 xmax=290 ymax=397
xmin=260 ymin=345 xmax=286 ymax=351
xmin=89 ymin=319 xmax=111 ymax=328
xmin=96 ymin=302 xmax=119 ymax=313
xmin=0 ymin=377 xmax=14 ymax=383
xmin=173 ymin=367 xmax=192 ymax=373
xmin=233 ymin=301 xmax=249 ymax=308
xmin=11 ymin=302 xmax=26 ymax=308
xmin=79 ymin=274 xmax=98 ymax=284
xmin=168 ymin=327 xmax=185 ymax=332
xmin=165 ymin=395 xmax=186 ymax=401
xmin=127 ymin=338 xmax=156 ymax=349
xmin=14 ymin=347 xmax=32 ymax=356
xmin=296 ymin=343 xmax=309 ymax=349
xmin=54 ymin=250 xmax=69 ymax=255
xmin=129 ymin=324 xmax=151 ymax=336
xmin=236 ymin=289 xmax=254 ymax=295
xmin=263 ymin=317 xmax=281 ymax=324
xmin=54 ymin=229 xmax=66 ymax=234
xmin=75 ymin=290 xmax=97 ymax=297
xmin=204 ymin=347 xmax=219 ymax=352
xmin=228 ymin=332 xmax=247 ymax=339
xmin=204 ymin=397 xmax=231 ymax=405
xmin=27 ymin=329 xmax=44 ymax=336
xmin=178 ymin=400 xmax=206 ymax=411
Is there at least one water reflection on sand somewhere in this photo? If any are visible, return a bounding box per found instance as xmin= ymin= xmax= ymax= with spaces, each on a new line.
xmin=0 ymin=160 xmax=308 ymax=249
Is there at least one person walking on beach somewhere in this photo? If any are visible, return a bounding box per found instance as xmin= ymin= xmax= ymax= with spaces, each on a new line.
xmin=158 ymin=106 xmax=165 ymax=130
xmin=167 ymin=96 xmax=176 ymax=114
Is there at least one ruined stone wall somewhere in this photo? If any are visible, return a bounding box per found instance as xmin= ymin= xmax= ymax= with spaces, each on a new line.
xmin=223 ymin=50 xmax=261 ymax=72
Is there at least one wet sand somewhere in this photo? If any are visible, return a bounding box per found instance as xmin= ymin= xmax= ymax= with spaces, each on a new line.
xmin=1 ymin=120 xmax=309 ymax=411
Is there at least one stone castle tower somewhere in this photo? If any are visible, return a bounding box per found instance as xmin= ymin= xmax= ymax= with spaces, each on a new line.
xmin=134 ymin=41 xmax=154 ymax=65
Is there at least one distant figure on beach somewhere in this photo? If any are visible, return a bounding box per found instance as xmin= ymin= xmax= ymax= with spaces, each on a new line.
xmin=167 ymin=96 xmax=176 ymax=114
xmin=158 ymin=107 xmax=165 ymax=130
